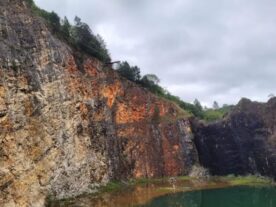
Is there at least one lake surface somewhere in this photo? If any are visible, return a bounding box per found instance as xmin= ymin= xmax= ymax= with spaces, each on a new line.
xmin=138 ymin=186 xmax=276 ymax=207
xmin=47 ymin=178 xmax=275 ymax=207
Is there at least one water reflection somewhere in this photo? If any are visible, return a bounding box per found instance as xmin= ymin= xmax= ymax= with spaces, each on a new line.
xmin=139 ymin=186 xmax=276 ymax=207
xmin=47 ymin=180 xmax=214 ymax=207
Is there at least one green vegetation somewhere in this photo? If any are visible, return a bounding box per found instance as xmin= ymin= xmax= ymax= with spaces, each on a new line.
xmin=203 ymin=104 xmax=234 ymax=122
xmin=117 ymin=61 xmax=141 ymax=82
xmin=220 ymin=175 xmax=273 ymax=186
xmin=25 ymin=0 xmax=110 ymax=63
xmin=98 ymin=179 xmax=154 ymax=193
xmin=72 ymin=16 xmax=111 ymax=62
xmin=203 ymin=109 xmax=225 ymax=122
xmin=99 ymin=181 xmax=126 ymax=193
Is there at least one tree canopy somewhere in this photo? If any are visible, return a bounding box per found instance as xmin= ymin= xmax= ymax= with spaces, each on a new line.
xmin=213 ymin=101 xmax=219 ymax=109
xmin=117 ymin=61 xmax=141 ymax=82
xmin=27 ymin=1 xmax=111 ymax=63
xmin=71 ymin=16 xmax=111 ymax=62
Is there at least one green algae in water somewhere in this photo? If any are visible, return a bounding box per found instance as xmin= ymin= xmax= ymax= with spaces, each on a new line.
xmin=138 ymin=186 xmax=276 ymax=207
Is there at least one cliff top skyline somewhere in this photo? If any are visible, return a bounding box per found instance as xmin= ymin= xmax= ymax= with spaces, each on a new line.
xmin=35 ymin=0 xmax=276 ymax=107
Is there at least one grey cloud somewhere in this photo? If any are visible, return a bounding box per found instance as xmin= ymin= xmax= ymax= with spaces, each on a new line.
xmin=35 ymin=0 xmax=276 ymax=106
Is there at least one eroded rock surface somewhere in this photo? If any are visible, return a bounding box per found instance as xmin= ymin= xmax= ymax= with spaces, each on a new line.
xmin=0 ymin=1 xmax=198 ymax=206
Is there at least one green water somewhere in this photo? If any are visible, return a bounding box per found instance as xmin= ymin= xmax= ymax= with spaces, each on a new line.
xmin=139 ymin=186 xmax=276 ymax=207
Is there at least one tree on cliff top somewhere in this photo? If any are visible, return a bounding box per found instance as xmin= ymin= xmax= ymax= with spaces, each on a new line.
xmin=61 ymin=17 xmax=71 ymax=41
xmin=47 ymin=12 xmax=61 ymax=33
xmin=213 ymin=101 xmax=219 ymax=109
xmin=142 ymin=74 xmax=160 ymax=85
xmin=27 ymin=1 xmax=111 ymax=63
xmin=194 ymin=99 xmax=203 ymax=111
xmin=117 ymin=61 xmax=141 ymax=82
xmin=71 ymin=16 xmax=111 ymax=63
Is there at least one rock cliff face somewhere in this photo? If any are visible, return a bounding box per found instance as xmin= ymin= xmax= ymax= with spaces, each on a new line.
xmin=2 ymin=1 xmax=276 ymax=207
xmin=0 ymin=1 xmax=198 ymax=206
xmin=192 ymin=98 xmax=276 ymax=179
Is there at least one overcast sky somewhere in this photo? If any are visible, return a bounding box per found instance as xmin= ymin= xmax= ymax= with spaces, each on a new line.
xmin=34 ymin=0 xmax=276 ymax=107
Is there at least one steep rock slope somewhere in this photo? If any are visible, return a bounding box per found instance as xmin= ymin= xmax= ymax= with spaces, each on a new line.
xmin=192 ymin=98 xmax=276 ymax=178
xmin=0 ymin=1 xmax=198 ymax=206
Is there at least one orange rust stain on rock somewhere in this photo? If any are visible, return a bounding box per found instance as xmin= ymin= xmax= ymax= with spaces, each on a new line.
xmin=84 ymin=60 xmax=99 ymax=77
xmin=150 ymin=102 xmax=178 ymax=118
xmin=161 ymin=127 xmax=183 ymax=176
xmin=162 ymin=139 xmax=181 ymax=176
xmin=66 ymin=56 xmax=78 ymax=73
xmin=115 ymin=85 xmax=179 ymax=125
xmin=62 ymin=55 xmax=191 ymax=179
xmin=77 ymin=103 xmax=89 ymax=120
xmin=149 ymin=102 xmax=166 ymax=117
xmin=64 ymin=56 xmax=86 ymax=97
xmin=115 ymin=98 xmax=175 ymax=124
xmin=0 ymin=86 xmax=5 ymax=97
xmin=102 ymin=81 xmax=123 ymax=108
xmin=173 ymin=145 xmax=180 ymax=151
xmin=65 ymin=57 xmax=102 ymax=100
xmin=115 ymin=103 xmax=148 ymax=124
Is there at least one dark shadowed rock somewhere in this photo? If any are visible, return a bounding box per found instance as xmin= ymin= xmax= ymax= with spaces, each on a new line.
xmin=192 ymin=97 xmax=276 ymax=178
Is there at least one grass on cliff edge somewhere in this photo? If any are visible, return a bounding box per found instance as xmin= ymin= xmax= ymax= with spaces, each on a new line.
xmin=219 ymin=175 xmax=273 ymax=186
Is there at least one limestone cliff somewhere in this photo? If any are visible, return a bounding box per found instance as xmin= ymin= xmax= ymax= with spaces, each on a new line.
xmin=0 ymin=1 xmax=198 ymax=206
xmin=192 ymin=98 xmax=276 ymax=179
xmin=2 ymin=1 xmax=276 ymax=206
